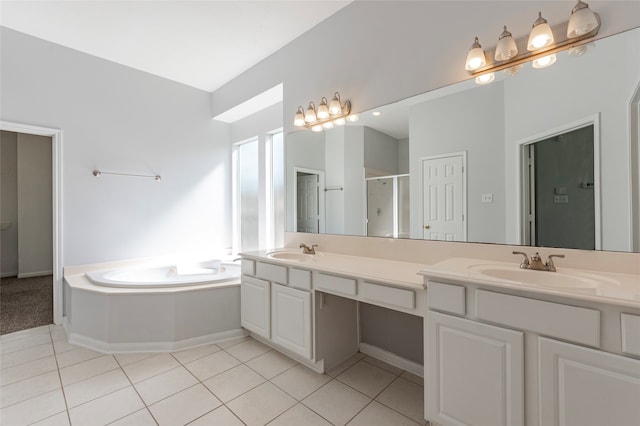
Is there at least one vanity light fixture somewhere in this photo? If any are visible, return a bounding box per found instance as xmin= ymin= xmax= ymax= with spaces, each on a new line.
xmin=293 ymin=92 xmax=352 ymax=131
xmin=465 ymin=1 xmax=600 ymax=85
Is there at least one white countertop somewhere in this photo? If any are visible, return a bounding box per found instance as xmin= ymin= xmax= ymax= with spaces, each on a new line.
xmin=420 ymin=257 xmax=640 ymax=309
xmin=241 ymin=250 xmax=429 ymax=289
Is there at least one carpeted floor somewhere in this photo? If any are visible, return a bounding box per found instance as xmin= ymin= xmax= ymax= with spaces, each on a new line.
xmin=0 ymin=275 xmax=53 ymax=335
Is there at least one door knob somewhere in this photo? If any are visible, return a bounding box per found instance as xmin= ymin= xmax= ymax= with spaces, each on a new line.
xmin=424 ymin=225 xmax=430 ymax=229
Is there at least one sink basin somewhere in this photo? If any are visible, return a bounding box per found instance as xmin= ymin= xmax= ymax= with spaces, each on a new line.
xmin=468 ymin=264 xmax=619 ymax=290
xmin=267 ymin=251 xmax=315 ymax=261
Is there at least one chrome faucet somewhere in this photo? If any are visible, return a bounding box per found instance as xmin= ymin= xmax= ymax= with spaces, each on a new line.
xmin=300 ymin=243 xmax=318 ymax=254
xmin=513 ymin=251 xmax=565 ymax=272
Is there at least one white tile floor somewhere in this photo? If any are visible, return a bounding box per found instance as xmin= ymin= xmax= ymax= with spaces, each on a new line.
xmin=0 ymin=325 xmax=428 ymax=426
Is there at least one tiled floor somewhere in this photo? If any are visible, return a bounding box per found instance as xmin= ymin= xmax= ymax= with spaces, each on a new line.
xmin=0 ymin=325 xmax=427 ymax=425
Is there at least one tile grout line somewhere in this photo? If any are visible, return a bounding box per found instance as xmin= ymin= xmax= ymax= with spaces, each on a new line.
xmin=48 ymin=325 xmax=73 ymax=426
xmin=113 ymin=353 xmax=160 ymax=425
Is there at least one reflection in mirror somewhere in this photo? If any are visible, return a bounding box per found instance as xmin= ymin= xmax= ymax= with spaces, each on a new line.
xmin=286 ymin=28 xmax=640 ymax=253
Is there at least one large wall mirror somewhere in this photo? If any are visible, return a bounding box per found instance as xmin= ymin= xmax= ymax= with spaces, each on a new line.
xmin=286 ymin=28 xmax=640 ymax=253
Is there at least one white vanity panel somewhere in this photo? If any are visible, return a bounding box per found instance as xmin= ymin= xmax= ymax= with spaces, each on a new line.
xmin=240 ymin=276 xmax=270 ymax=339
xmin=271 ymin=283 xmax=312 ymax=359
xmin=476 ymin=290 xmax=600 ymax=347
xmin=538 ymin=337 xmax=640 ymax=426
xmin=314 ymin=273 xmax=357 ymax=296
xmin=621 ymin=313 xmax=640 ymax=356
xmin=255 ymin=261 xmax=287 ymax=284
xmin=427 ymin=281 xmax=465 ymax=315
xmin=289 ymin=268 xmax=312 ymax=291
xmin=241 ymin=259 xmax=255 ymax=276
xmin=360 ymin=281 xmax=415 ymax=310
xmin=427 ymin=311 xmax=524 ymax=426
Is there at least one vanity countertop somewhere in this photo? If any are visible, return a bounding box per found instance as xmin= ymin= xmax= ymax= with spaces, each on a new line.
xmin=241 ymin=250 xmax=428 ymax=289
xmin=420 ymin=257 xmax=640 ymax=308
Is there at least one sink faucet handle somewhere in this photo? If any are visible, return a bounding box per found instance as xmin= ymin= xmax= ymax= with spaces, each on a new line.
xmin=512 ymin=251 xmax=530 ymax=268
xmin=545 ymin=254 xmax=565 ymax=272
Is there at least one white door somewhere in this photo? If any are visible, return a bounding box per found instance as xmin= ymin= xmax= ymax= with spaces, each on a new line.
xmin=422 ymin=154 xmax=466 ymax=241
xmin=297 ymin=173 xmax=319 ymax=233
xmin=427 ymin=311 xmax=524 ymax=426
xmin=271 ymin=283 xmax=312 ymax=359
xmin=240 ymin=276 xmax=270 ymax=339
xmin=539 ymin=337 xmax=640 ymax=426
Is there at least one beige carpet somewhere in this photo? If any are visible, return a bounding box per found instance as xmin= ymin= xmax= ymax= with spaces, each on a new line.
xmin=0 ymin=275 xmax=53 ymax=335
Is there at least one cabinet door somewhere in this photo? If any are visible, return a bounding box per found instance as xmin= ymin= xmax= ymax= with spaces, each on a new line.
xmin=427 ymin=311 xmax=524 ymax=426
xmin=539 ymin=337 xmax=640 ymax=426
xmin=271 ymin=283 xmax=312 ymax=359
xmin=241 ymin=276 xmax=270 ymax=339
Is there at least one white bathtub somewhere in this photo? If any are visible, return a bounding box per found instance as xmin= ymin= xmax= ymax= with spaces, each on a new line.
xmin=86 ymin=260 xmax=240 ymax=288
xmin=64 ymin=258 xmax=246 ymax=353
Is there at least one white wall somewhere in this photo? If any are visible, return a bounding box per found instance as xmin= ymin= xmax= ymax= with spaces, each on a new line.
xmin=212 ymin=1 xmax=640 ymax=134
xmin=1 ymin=131 xmax=18 ymax=276
xmin=504 ymin=29 xmax=640 ymax=251
xmin=17 ymin=133 xmax=53 ymax=277
xmin=1 ymin=27 xmax=232 ymax=265
xmin=363 ymin=127 xmax=399 ymax=175
xmin=409 ymin=83 xmax=506 ymax=243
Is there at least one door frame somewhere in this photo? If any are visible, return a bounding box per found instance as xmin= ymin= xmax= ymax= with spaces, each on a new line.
xmin=515 ymin=114 xmax=601 ymax=249
xmin=1 ymin=121 xmax=63 ymax=325
xmin=420 ymin=151 xmax=467 ymax=242
xmin=292 ymin=167 xmax=325 ymax=234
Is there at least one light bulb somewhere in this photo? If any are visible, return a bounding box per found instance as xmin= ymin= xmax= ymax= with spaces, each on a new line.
xmin=465 ymin=37 xmax=486 ymax=71
xmin=329 ymin=93 xmax=342 ymax=115
xmin=334 ymin=118 xmax=346 ymax=126
xmin=567 ymin=1 xmax=600 ymax=38
xmin=304 ymin=102 xmax=317 ymax=123
xmin=495 ymin=26 xmax=518 ymax=61
xmin=527 ymin=12 xmax=554 ymax=51
xmin=317 ymin=97 xmax=330 ymax=119
xmin=475 ymin=72 xmax=495 ymax=85
xmin=293 ymin=106 xmax=305 ymax=126
xmin=347 ymin=114 xmax=359 ymax=122
xmin=532 ymin=53 xmax=557 ymax=69
xmin=322 ymin=121 xmax=334 ymax=129
xmin=311 ymin=125 xmax=323 ymax=132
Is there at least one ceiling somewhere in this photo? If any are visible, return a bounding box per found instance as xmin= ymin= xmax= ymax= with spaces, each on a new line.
xmin=0 ymin=1 xmax=351 ymax=92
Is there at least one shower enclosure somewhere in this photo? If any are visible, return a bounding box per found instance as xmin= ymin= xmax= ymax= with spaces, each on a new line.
xmin=366 ymin=174 xmax=410 ymax=238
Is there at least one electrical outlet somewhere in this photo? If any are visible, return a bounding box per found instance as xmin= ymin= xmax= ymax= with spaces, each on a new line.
xmin=554 ymin=195 xmax=569 ymax=204
xmin=481 ymin=193 xmax=493 ymax=203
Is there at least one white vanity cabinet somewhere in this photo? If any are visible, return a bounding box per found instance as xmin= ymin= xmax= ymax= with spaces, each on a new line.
xmin=271 ymin=282 xmax=312 ymax=358
xmin=424 ymin=278 xmax=640 ymax=426
xmin=427 ymin=311 xmax=524 ymax=426
xmin=538 ymin=337 xmax=640 ymax=426
xmin=240 ymin=275 xmax=270 ymax=339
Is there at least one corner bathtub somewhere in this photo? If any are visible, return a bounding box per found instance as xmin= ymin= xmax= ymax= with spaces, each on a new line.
xmin=63 ymin=259 xmax=246 ymax=353
xmin=86 ymin=261 xmax=240 ymax=288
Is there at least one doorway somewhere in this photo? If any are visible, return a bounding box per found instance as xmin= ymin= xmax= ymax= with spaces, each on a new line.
xmin=0 ymin=121 xmax=62 ymax=329
xmin=421 ymin=152 xmax=467 ymax=241
xmin=1 ymin=131 xmax=54 ymax=334
xmin=293 ymin=167 xmax=325 ymax=234
xmin=522 ymin=125 xmax=597 ymax=250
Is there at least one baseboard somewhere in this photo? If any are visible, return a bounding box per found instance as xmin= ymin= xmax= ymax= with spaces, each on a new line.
xmin=17 ymin=270 xmax=53 ymax=279
xmin=66 ymin=328 xmax=249 ymax=354
xmin=1 ymin=271 xmax=18 ymax=278
xmin=359 ymin=342 xmax=424 ymax=378
xmin=250 ymin=333 xmax=326 ymax=374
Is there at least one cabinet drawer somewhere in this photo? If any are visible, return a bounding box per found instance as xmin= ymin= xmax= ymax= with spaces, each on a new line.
xmin=476 ymin=290 xmax=600 ymax=347
xmin=621 ymin=313 xmax=640 ymax=356
xmin=241 ymin=259 xmax=255 ymax=276
xmin=315 ymin=273 xmax=356 ymax=296
xmin=360 ymin=281 xmax=415 ymax=310
xmin=256 ymin=261 xmax=287 ymax=284
xmin=289 ymin=268 xmax=312 ymax=291
xmin=427 ymin=281 xmax=465 ymax=315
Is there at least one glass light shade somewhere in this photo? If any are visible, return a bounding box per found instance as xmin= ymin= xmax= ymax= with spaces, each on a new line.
xmin=504 ymin=64 xmax=523 ymax=76
xmin=532 ymin=53 xmax=557 ymax=69
xmin=334 ymin=117 xmax=346 ymax=126
xmin=322 ymin=121 xmax=334 ymax=129
xmin=304 ymin=102 xmax=317 ymax=123
xmin=567 ymin=1 xmax=599 ymax=38
xmin=317 ymin=97 xmax=330 ymax=119
xmin=475 ymin=72 xmax=495 ymax=85
xmin=495 ymin=26 xmax=518 ymax=61
xmin=527 ymin=12 xmax=554 ymax=51
xmin=347 ymin=114 xmax=359 ymax=122
xmin=465 ymin=37 xmax=486 ymax=71
xmin=329 ymin=93 xmax=342 ymax=115
xmin=293 ymin=106 xmax=305 ymax=126
xmin=311 ymin=125 xmax=323 ymax=132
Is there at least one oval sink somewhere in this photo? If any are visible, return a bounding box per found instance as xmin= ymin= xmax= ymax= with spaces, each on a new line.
xmin=468 ymin=265 xmax=619 ymax=290
xmin=267 ymin=251 xmax=315 ymax=261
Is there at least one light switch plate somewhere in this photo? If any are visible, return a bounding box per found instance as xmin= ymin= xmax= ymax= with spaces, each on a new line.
xmin=554 ymin=195 xmax=569 ymax=203
xmin=481 ymin=193 xmax=493 ymax=203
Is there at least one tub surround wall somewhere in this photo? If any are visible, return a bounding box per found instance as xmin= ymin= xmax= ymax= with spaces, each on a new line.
xmin=1 ymin=27 xmax=232 ymax=266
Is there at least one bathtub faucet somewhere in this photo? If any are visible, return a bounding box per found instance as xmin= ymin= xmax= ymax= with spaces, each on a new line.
xmin=300 ymin=243 xmax=318 ymax=255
